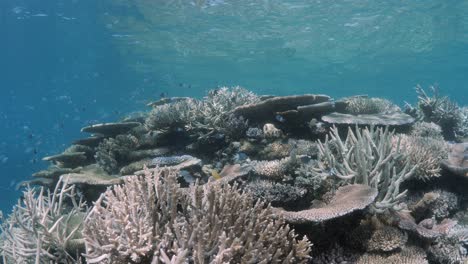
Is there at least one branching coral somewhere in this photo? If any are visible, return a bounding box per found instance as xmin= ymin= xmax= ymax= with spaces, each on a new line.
xmin=145 ymin=87 xmax=258 ymax=139
xmin=427 ymin=226 xmax=468 ymax=264
xmin=410 ymin=122 xmax=444 ymax=140
xmin=344 ymin=97 xmax=400 ymax=115
xmin=83 ymin=167 xmax=311 ymax=263
xmin=313 ymin=126 xmax=416 ymax=213
xmin=456 ymin=106 xmax=468 ymax=140
xmin=396 ymin=134 xmax=448 ymax=181
xmin=412 ymin=85 xmax=462 ymax=139
xmin=0 ymin=177 xmax=87 ymax=263
xmin=145 ymin=98 xmax=204 ymax=131
xmin=95 ymin=134 xmax=139 ymax=174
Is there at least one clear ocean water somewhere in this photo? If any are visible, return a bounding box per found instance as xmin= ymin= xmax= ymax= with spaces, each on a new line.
xmin=0 ymin=0 xmax=467 ymax=213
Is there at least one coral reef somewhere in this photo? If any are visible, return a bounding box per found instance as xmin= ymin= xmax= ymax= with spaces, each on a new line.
xmin=83 ymin=168 xmax=311 ymax=263
xmin=4 ymin=87 xmax=468 ymax=263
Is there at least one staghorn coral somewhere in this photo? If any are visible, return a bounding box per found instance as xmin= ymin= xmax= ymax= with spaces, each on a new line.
xmin=216 ymin=114 xmax=249 ymax=140
xmin=396 ymin=134 xmax=448 ymax=181
xmin=83 ymin=167 xmax=311 ymax=264
xmin=0 ymin=177 xmax=87 ymax=263
xmin=145 ymin=98 xmax=204 ymax=131
xmin=344 ymin=97 xmax=400 ymax=115
xmin=456 ymin=106 xmax=468 ymax=140
xmin=412 ymin=85 xmax=462 ymax=139
xmin=145 ymin=87 xmax=257 ymax=138
xmin=314 ymin=126 xmax=416 ymax=213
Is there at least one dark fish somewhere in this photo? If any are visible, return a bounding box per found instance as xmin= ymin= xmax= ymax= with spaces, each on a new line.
xmin=28 ymin=133 xmax=33 ymax=139
xmin=160 ymin=92 xmax=167 ymax=98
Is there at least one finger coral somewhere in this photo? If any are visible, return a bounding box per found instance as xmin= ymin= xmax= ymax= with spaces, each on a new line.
xmin=83 ymin=167 xmax=311 ymax=264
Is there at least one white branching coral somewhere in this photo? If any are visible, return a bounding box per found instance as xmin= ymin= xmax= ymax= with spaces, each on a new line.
xmin=145 ymin=98 xmax=204 ymax=130
xmin=313 ymin=126 xmax=416 ymax=213
xmin=145 ymin=87 xmax=258 ymax=139
xmin=409 ymin=85 xmax=462 ymax=140
xmin=344 ymin=97 xmax=400 ymax=115
xmin=83 ymin=167 xmax=311 ymax=264
xmin=396 ymin=134 xmax=448 ymax=181
xmin=0 ymin=177 xmax=87 ymax=263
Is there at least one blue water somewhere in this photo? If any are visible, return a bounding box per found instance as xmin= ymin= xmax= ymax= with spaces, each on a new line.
xmin=0 ymin=0 xmax=467 ymax=213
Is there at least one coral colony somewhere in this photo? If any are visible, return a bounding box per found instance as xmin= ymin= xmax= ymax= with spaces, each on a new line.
xmin=1 ymin=86 xmax=468 ymax=263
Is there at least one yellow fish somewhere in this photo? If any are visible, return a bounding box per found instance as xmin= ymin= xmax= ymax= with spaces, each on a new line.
xmin=211 ymin=170 xmax=222 ymax=180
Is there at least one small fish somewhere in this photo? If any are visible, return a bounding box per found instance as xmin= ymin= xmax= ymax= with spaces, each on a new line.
xmin=211 ymin=170 xmax=222 ymax=180
xmin=160 ymin=92 xmax=167 ymax=98
xmin=275 ymin=114 xmax=286 ymax=123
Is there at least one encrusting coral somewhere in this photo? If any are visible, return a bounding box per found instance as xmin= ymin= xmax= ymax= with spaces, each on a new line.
xmin=83 ymin=167 xmax=311 ymax=263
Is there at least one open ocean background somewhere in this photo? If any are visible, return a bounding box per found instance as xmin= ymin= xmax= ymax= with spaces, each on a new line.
xmin=1 ymin=0 xmax=467 ymax=214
